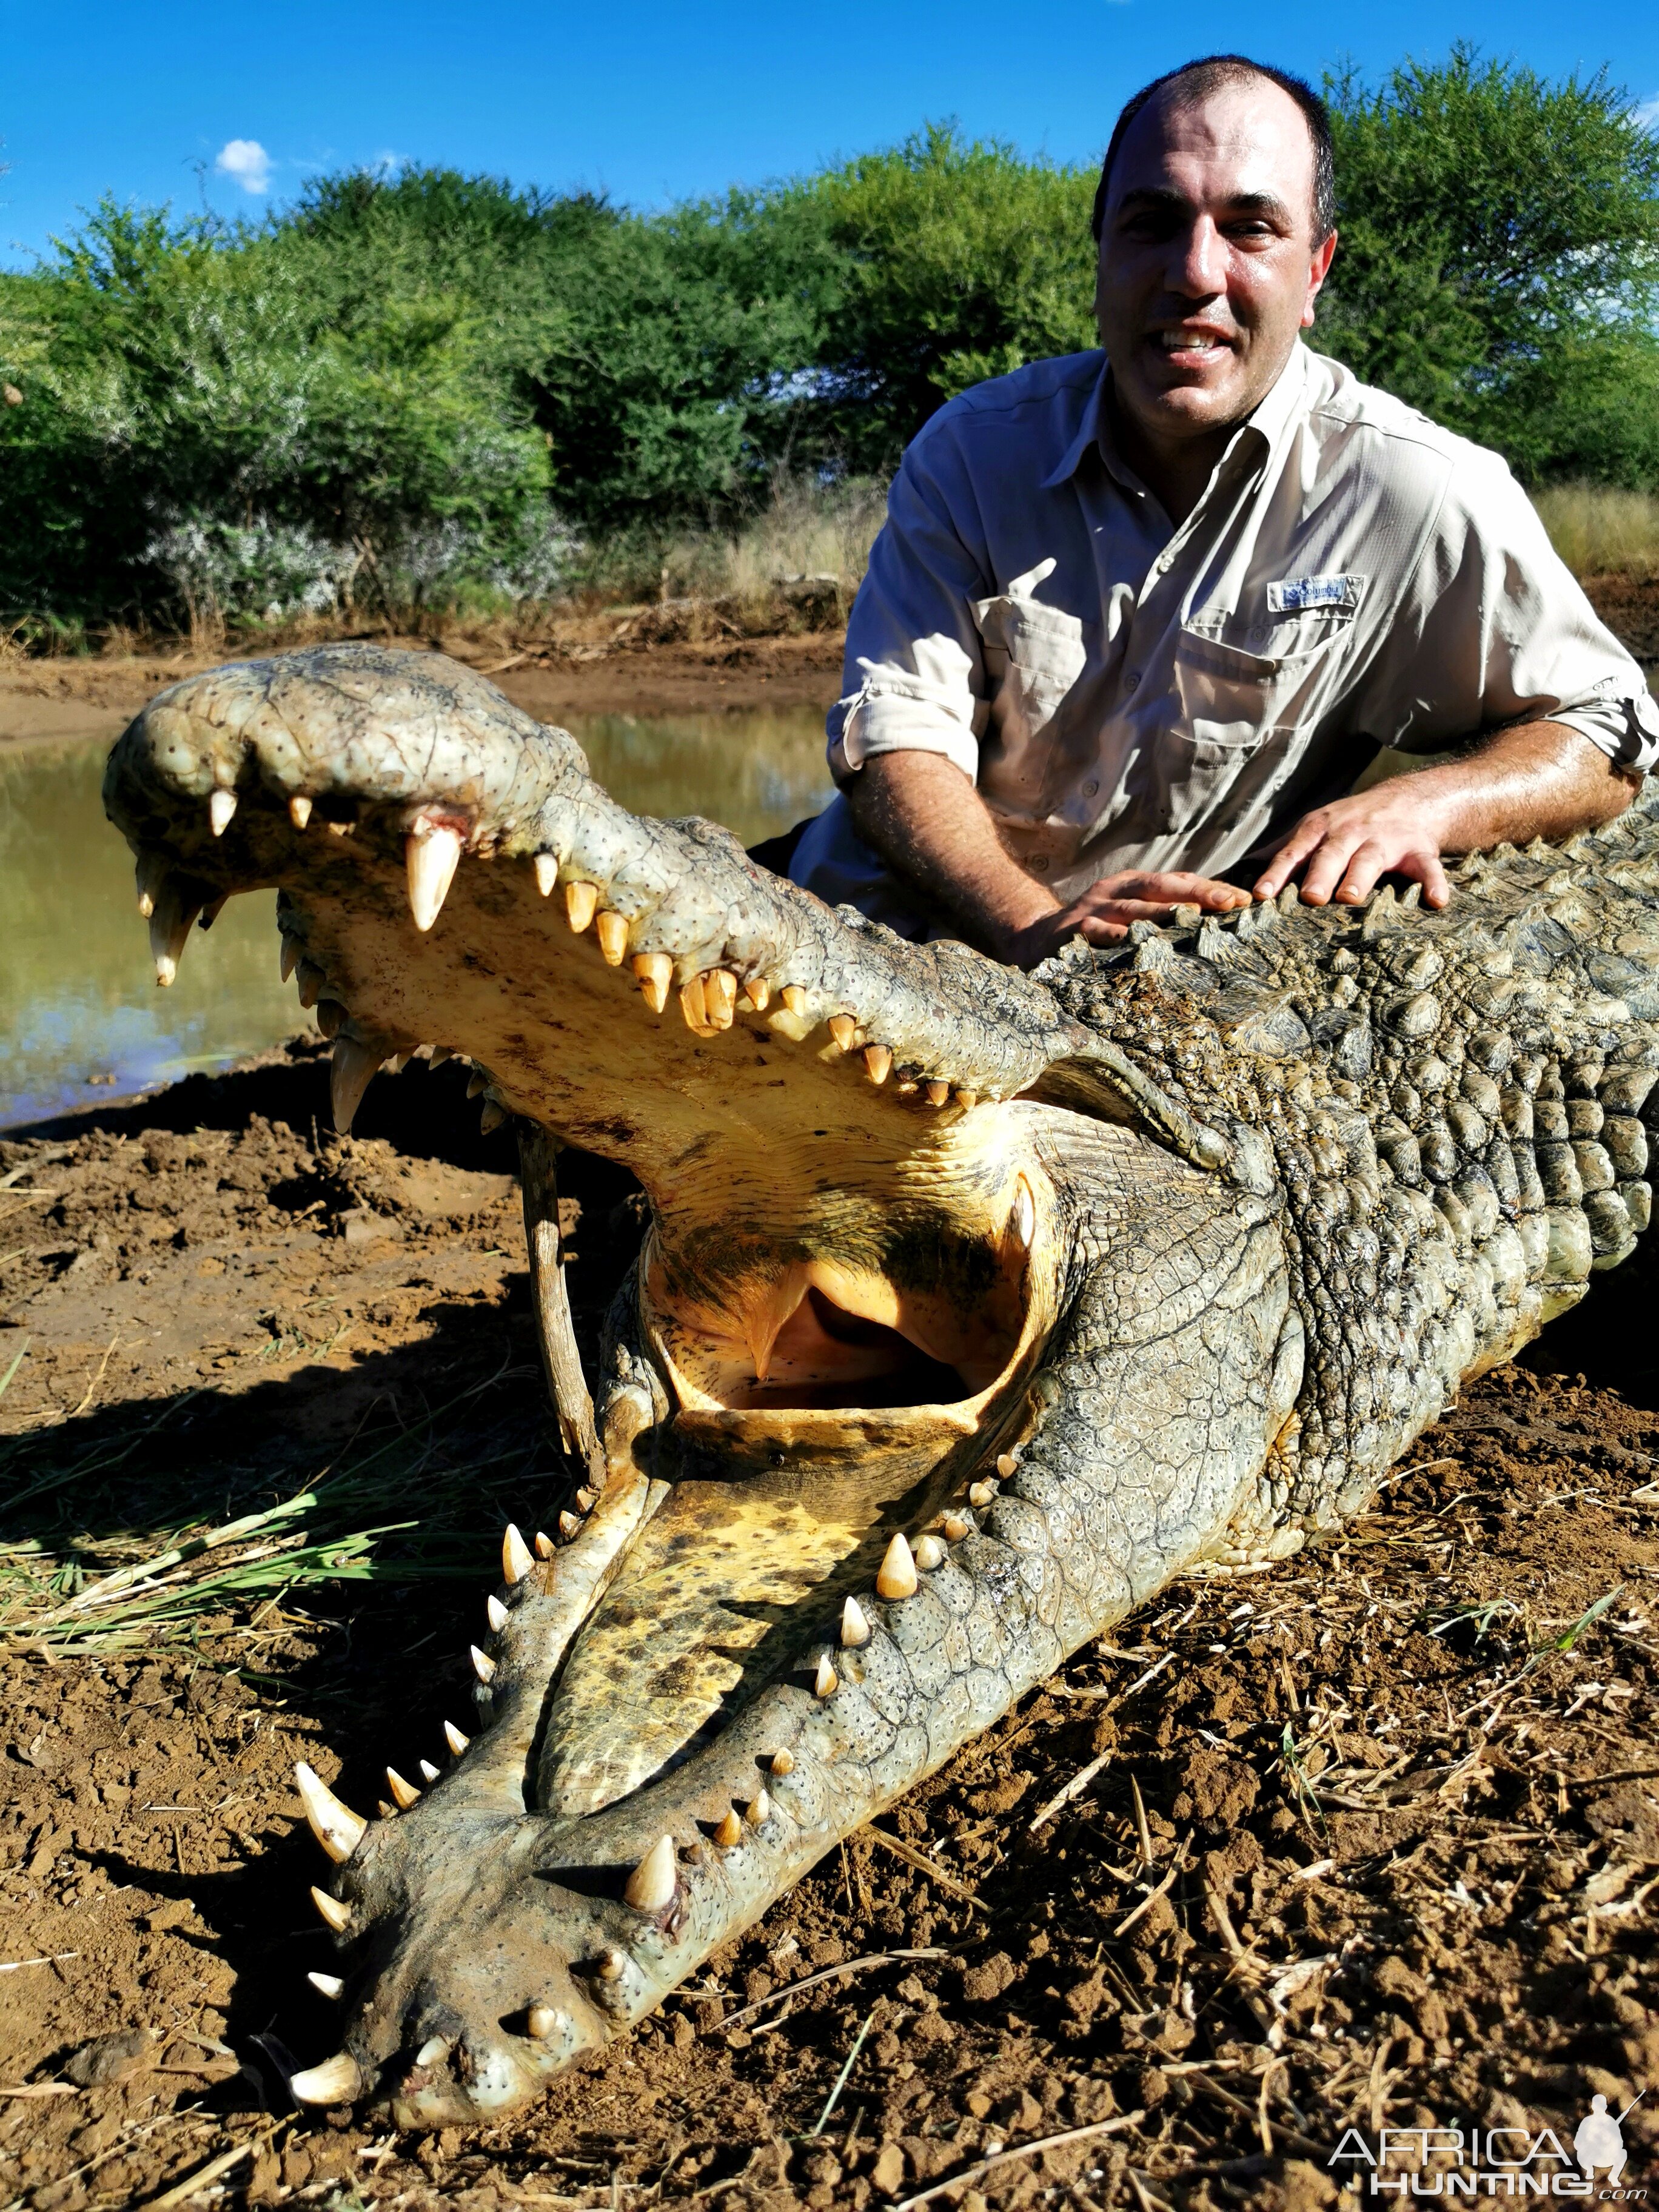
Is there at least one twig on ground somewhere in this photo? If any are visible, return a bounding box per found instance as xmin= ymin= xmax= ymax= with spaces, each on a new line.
xmin=714 ymin=1949 xmax=947 ymax=2032
xmin=863 ymin=1827 xmax=988 ymax=1911
xmin=1029 ymin=1751 xmax=1112 ymax=1832
xmin=890 ymin=2113 xmax=1147 ymax=2212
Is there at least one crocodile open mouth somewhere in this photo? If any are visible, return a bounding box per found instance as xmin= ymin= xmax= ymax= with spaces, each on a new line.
xmin=101 ymin=643 xmax=1278 ymax=2125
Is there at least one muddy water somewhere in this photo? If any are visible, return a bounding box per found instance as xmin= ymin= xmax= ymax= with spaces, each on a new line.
xmin=0 ymin=709 xmax=831 ymax=1130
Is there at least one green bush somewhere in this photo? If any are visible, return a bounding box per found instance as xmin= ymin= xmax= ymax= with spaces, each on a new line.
xmin=1 ymin=53 xmax=1657 ymax=635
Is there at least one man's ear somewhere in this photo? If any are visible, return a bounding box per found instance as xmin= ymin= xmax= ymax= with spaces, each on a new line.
xmin=1301 ymin=229 xmax=1338 ymax=329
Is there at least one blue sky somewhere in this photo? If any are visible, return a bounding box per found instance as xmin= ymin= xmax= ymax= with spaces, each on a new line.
xmin=4 ymin=0 xmax=1656 ymax=269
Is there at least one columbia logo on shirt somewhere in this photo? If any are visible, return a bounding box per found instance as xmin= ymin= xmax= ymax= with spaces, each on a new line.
xmin=1265 ymin=573 xmax=1365 ymax=614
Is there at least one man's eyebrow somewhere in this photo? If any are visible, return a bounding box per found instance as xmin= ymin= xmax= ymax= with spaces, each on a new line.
xmin=1114 ymin=186 xmax=1296 ymax=224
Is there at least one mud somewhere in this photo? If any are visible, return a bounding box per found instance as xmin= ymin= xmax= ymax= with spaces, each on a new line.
xmin=1 ymin=1040 xmax=1655 ymax=2208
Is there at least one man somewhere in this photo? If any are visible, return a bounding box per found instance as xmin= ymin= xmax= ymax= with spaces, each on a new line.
xmin=788 ymin=56 xmax=1659 ymax=967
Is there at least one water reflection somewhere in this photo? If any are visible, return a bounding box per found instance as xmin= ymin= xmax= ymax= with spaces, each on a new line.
xmin=0 ymin=707 xmax=831 ymax=1130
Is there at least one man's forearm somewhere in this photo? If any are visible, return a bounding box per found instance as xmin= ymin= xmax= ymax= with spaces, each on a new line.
xmin=846 ymin=750 xmax=1057 ymax=954
xmin=1415 ymin=718 xmax=1637 ymax=848
xmin=1256 ymin=718 xmax=1638 ymax=908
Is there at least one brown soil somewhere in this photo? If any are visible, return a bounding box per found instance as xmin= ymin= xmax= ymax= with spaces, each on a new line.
xmin=0 ymin=617 xmax=846 ymax=748
xmin=2 ymin=1045 xmax=1657 ymax=2208
xmin=1585 ymin=574 xmax=1659 ymax=671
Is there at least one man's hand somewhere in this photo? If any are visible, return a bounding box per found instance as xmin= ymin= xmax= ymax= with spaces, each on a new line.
xmin=1002 ymin=870 xmax=1249 ymax=966
xmin=1252 ymin=781 xmax=1453 ymax=909
xmin=1255 ymin=719 xmax=1637 ymax=912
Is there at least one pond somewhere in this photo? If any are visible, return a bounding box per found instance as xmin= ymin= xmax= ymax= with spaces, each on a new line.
xmin=0 ymin=707 xmax=833 ymax=1131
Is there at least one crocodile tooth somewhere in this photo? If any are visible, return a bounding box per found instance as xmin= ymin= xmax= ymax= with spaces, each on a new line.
xmin=968 ymin=1480 xmax=996 ymax=1508
xmin=565 ymin=881 xmax=598 ymax=933
xmin=744 ymin=977 xmax=771 ymax=1011
xmin=713 ymin=1808 xmax=743 ymax=1847
xmin=1011 ymin=1176 xmax=1035 ymax=1248
xmin=310 ymin=1886 xmax=350 ymax=1933
xmin=558 ymin=1509 xmax=581 ymax=1540
xmin=840 ymin=1596 xmax=870 ymax=1647
xmin=296 ymin=960 xmax=325 ymax=1010
xmin=623 ymin=1835 xmax=678 ymax=1913
xmin=534 ymin=853 xmax=558 ymax=897
xmin=415 ymin=2036 xmax=450 ymax=2067
xmin=418 ymin=1759 xmax=441 ymax=1783
xmin=954 ymin=1089 xmax=979 ymax=1110
xmin=527 ymin=2003 xmax=565 ymax=2040
xmin=769 ymin=1749 xmax=795 ymax=1777
xmin=745 ymin=1791 xmax=769 ymax=1827
xmin=308 ymin=1972 xmax=344 ymax=1999
xmin=429 ymin=1045 xmax=452 ymax=1067
xmin=502 ymin=1523 xmax=534 ymax=1584
xmin=385 ymin=1766 xmax=421 ymax=1810
xmin=632 ymin=953 xmax=672 ymax=1013
xmin=471 ymin=1644 xmax=497 ymax=1683
xmin=814 ymin=1653 xmax=839 ymax=1698
xmin=596 ymin=1948 xmax=626 ymax=1980
xmin=780 ymin=986 xmax=808 ymax=1017
xmin=294 ymin=1763 xmax=367 ymax=1863
xmin=289 ymin=794 xmax=313 ymax=830
xmin=875 ymin=1531 xmax=917 ymax=1599
xmin=135 ymin=850 xmax=164 ymax=919
xmin=443 ymin=1720 xmax=470 ymax=1755
xmin=534 ymin=1530 xmax=555 ymax=1558
xmin=378 ymin=1798 xmax=397 ymax=1820
xmin=330 ymin=1037 xmax=380 ymax=1135
xmin=925 ymin=1081 xmax=950 ymax=1107
xmin=996 ymin=1453 xmax=1018 ymax=1478
xmin=480 ymin=1098 xmax=508 ymax=1134
xmin=828 ymin=1014 xmax=857 ymax=1052
xmin=575 ymin=1487 xmax=598 ymax=1510
xmin=863 ymin=1045 xmax=892 ymax=1085
xmin=316 ymin=1000 xmax=343 ymax=1039
xmin=466 ymin=1068 xmax=487 ymax=1098
xmin=595 ymin=911 xmax=629 ymax=965
xmin=680 ymin=974 xmax=709 ymax=1030
xmin=207 ymin=788 xmax=236 ymax=837
xmin=486 ymin=1594 xmax=509 ymax=1634
xmin=405 ymin=823 xmax=462 ymax=932
xmin=914 ymin=1533 xmax=945 ymax=1571
xmin=942 ymin=1513 xmax=971 ymax=1541
xmin=148 ymin=888 xmax=195 ymax=987
xmin=705 ymin=970 xmax=737 ymax=1029
xmin=289 ymin=2053 xmax=363 ymax=2106
xmin=280 ymin=937 xmax=300 ymax=982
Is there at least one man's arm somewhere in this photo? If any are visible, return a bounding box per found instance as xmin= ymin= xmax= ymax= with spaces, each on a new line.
xmin=1253 ymin=718 xmax=1638 ymax=910
xmin=848 ymin=749 xmax=1248 ymax=967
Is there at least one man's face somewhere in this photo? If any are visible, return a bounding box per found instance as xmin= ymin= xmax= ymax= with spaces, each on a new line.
xmin=1094 ymin=79 xmax=1336 ymax=451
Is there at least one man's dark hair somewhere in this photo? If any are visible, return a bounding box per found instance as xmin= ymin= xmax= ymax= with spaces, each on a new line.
xmin=1090 ymin=55 xmax=1336 ymax=245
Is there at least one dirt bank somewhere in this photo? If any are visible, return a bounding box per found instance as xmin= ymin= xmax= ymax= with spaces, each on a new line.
xmin=1 ymin=1044 xmax=1656 ymax=2209
xmin=0 ymin=626 xmax=845 ymax=748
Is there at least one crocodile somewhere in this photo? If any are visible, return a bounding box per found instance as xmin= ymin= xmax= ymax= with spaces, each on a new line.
xmin=103 ymin=642 xmax=1658 ymax=2127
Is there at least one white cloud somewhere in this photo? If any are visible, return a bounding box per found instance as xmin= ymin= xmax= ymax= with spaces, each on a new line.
xmin=1635 ymin=95 xmax=1659 ymax=134
xmin=215 ymin=138 xmax=272 ymax=194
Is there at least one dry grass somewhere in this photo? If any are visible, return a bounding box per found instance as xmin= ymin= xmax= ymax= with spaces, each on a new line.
xmin=1533 ymin=481 xmax=1659 ymax=580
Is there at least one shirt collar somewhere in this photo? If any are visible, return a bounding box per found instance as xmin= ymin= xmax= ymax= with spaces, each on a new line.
xmin=1040 ymin=339 xmax=1310 ymax=494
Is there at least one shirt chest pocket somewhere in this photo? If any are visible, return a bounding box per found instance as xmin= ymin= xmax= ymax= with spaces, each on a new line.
xmin=1173 ymin=605 xmax=1358 ymax=753
xmin=971 ymin=589 xmax=1094 ymax=752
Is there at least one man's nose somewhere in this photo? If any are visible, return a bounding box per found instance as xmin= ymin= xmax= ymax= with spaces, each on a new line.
xmin=1167 ymin=217 xmax=1226 ymax=297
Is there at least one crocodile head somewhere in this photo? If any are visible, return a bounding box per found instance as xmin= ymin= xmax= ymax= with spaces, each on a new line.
xmin=104 ymin=645 xmax=1303 ymax=2123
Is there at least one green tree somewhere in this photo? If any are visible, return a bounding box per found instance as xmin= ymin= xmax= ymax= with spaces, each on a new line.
xmin=1318 ymin=47 xmax=1659 ymax=483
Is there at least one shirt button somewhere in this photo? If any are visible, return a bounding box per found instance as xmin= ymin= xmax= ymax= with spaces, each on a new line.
xmin=1249 ymin=625 xmax=1266 ymax=641
xmin=1083 ymin=779 xmax=1099 ymax=798
xmin=1125 ymin=671 xmax=1141 ymax=692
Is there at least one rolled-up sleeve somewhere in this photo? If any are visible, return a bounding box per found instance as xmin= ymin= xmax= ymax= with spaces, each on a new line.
xmin=828 ymin=426 xmax=993 ymax=786
xmin=1361 ymin=445 xmax=1659 ymax=772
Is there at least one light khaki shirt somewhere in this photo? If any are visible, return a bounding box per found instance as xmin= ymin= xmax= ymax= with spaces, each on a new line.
xmin=791 ymin=343 xmax=1658 ymax=933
